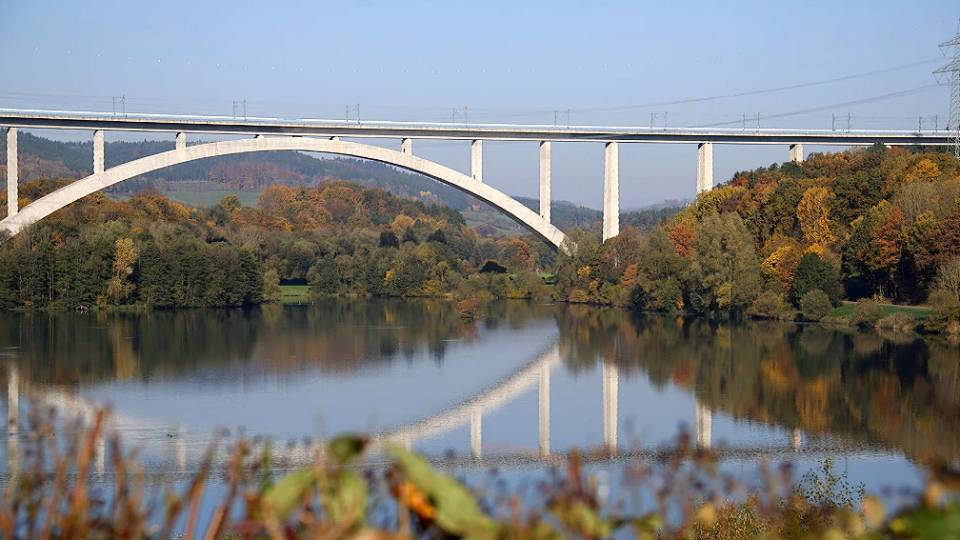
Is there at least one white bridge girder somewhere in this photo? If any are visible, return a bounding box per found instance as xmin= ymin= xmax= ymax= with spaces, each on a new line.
xmin=0 ymin=136 xmax=572 ymax=253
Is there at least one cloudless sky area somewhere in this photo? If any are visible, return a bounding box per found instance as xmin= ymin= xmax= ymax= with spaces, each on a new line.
xmin=1 ymin=1 xmax=958 ymax=208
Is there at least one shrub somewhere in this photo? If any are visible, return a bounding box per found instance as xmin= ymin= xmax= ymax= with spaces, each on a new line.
xmin=800 ymin=289 xmax=833 ymax=321
xmin=747 ymin=290 xmax=790 ymax=319
xmin=568 ymin=288 xmax=590 ymax=304
xmin=851 ymin=298 xmax=885 ymax=327
xmin=875 ymin=313 xmax=917 ymax=333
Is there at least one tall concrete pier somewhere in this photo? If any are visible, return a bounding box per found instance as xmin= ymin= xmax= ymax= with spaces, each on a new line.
xmin=5 ymin=128 xmax=17 ymax=217
xmin=539 ymin=141 xmax=551 ymax=222
xmin=789 ymin=143 xmax=804 ymax=163
xmin=471 ymin=139 xmax=483 ymax=182
xmin=602 ymin=142 xmax=619 ymax=241
xmin=697 ymin=142 xmax=714 ymax=194
xmin=93 ymin=129 xmax=105 ymax=175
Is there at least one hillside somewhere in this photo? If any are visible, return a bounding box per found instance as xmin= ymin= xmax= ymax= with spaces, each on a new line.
xmin=553 ymin=144 xmax=960 ymax=332
xmin=0 ymin=132 xmax=682 ymax=235
xmin=0 ymin=177 xmax=555 ymax=310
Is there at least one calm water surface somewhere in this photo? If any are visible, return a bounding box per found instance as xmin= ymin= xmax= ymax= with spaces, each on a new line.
xmin=1 ymin=300 xmax=958 ymax=495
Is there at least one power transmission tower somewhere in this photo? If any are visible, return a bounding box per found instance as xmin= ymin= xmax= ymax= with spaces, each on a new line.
xmin=934 ymin=18 xmax=960 ymax=158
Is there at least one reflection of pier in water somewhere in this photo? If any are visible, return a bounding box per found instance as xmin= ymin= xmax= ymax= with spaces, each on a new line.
xmin=4 ymin=345 xmax=817 ymax=475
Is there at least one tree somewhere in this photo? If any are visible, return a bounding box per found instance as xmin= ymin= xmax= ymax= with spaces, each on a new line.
xmin=106 ymin=238 xmax=138 ymax=304
xmin=688 ymin=213 xmax=763 ymax=312
xmin=262 ymin=268 xmax=282 ymax=303
xmin=934 ymin=255 xmax=960 ymax=303
xmin=790 ymin=253 xmax=841 ymax=307
xmin=796 ymin=187 xmax=837 ymax=246
xmin=379 ymin=230 xmax=399 ymax=248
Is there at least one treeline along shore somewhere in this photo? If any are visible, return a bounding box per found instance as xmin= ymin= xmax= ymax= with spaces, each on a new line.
xmin=0 ymin=144 xmax=959 ymax=335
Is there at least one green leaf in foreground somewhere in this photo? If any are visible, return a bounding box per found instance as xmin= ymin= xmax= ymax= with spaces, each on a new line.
xmin=387 ymin=443 xmax=497 ymax=539
xmin=262 ymin=469 xmax=316 ymax=521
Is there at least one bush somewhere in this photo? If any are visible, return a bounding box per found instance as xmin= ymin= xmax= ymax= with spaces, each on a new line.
xmin=851 ymin=299 xmax=886 ymax=327
xmin=747 ymin=290 xmax=790 ymax=319
xmin=800 ymin=289 xmax=833 ymax=321
xmin=875 ymin=313 xmax=917 ymax=333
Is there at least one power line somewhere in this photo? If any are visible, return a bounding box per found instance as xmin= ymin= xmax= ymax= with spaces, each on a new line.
xmin=934 ymin=18 xmax=960 ymax=158
xmin=694 ymin=84 xmax=940 ymax=128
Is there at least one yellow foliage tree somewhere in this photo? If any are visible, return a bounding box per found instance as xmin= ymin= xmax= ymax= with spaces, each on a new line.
xmin=761 ymin=243 xmax=802 ymax=289
xmin=796 ymin=187 xmax=837 ymax=246
xmin=106 ymin=238 xmax=139 ymax=304
xmin=904 ymin=157 xmax=941 ymax=183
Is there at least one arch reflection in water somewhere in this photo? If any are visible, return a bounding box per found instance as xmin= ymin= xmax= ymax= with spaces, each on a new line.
xmin=1 ymin=302 xmax=958 ymax=477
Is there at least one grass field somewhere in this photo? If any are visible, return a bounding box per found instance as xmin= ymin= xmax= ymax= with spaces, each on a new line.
xmin=831 ymin=301 xmax=932 ymax=320
xmin=160 ymin=188 xmax=263 ymax=208
xmin=279 ymin=284 xmax=312 ymax=304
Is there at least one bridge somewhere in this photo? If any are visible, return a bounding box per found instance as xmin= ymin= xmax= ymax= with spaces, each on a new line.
xmin=1 ymin=108 xmax=954 ymax=250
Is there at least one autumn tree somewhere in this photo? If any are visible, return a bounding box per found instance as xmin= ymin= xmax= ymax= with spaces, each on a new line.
xmin=106 ymin=238 xmax=139 ymax=304
xmin=796 ymin=186 xmax=837 ymax=246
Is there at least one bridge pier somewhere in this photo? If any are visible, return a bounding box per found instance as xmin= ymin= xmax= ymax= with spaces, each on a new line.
xmin=789 ymin=143 xmax=804 ymax=163
xmin=176 ymin=132 xmax=186 ymax=151
xmin=5 ymin=128 xmax=17 ymax=217
xmin=695 ymin=400 xmax=712 ymax=449
xmin=696 ymin=142 xmax=714 ymax=194
xmin=602 ymin=362 xmax=618 ymax=453
xmin=401 ymin=138 xmax=413 ymax=155
xmin=602 ymin=142 xmax=619 ymax=241
xmin=791 ymin=428 xmax=803 ymax=451
xmin=471 ymin=140 xmax=483 ymax=182
xmin=6 ymin=365 xmax=16 ymax=478
xmin=93 ymin=130 xmax=105 ymax=175
xmin=470 ymin=407 xmax=482 ymax=458
xmin=7 ymin=363 xmax=18 ymax=434
xmin=539 ymin=362 xmax=551 ymax=457
xmin=539 ymin=141 xmax=551 ymax=222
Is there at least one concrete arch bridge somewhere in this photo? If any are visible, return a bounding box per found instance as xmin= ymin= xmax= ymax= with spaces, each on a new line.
xmin=2 ymin=108 xmax=953 ymax=250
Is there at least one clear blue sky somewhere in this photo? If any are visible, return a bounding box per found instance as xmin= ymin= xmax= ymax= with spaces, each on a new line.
xmin=1 ymin=1 xmax=957 ymax=208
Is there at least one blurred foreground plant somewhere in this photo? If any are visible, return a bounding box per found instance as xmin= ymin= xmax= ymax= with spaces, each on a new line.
xmin=1 ymin=409 xmax=958 ymax=539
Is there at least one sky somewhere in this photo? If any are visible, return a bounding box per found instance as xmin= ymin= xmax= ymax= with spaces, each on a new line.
xmin=1 ymin=0 xmax=958 ymax=208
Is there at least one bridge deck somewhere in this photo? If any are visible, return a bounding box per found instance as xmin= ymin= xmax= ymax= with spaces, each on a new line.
xmin=0 ymin=109 xmax=952 ymax=146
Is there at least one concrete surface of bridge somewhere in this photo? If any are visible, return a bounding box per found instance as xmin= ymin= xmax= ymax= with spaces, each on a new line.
xmin=2 ymin=108 xmax=953 ymax=247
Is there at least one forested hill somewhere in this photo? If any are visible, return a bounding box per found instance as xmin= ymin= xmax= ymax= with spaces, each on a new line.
xmin=0 ymin=132 xmax=683 ymax=234
xmin=553 ymin=144 xmax=960 ymax=324
xmin=0 ymin=177 xmax=562 ymax=310
xmin=0 ymin=131 xmax=472 ymax=206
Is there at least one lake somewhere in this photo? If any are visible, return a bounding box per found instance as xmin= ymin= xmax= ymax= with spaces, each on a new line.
xmin=1 ymin=300 xmax=957 ymax=497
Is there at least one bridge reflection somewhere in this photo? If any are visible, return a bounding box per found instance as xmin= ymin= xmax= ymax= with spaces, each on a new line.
xmin=0 ymin=342 xmax=824 ymax=477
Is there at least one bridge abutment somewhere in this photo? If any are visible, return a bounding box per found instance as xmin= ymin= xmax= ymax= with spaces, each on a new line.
xmin=789 ymin=143 xmax=804 ymax=163
xmin=697 ymin=142 xmax=714 ymax=194
xmin=6 ymin=128 xmax=17 ymax=217
xmin=603 ymin=142 xmax=619 ymax=241
xmin=539 ymin=141 xmax=551 ymax=222
xmin=471 ymin=139 xmax=483 ymax=182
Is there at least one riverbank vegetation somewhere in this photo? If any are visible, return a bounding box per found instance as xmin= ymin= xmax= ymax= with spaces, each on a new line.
xmin=0 ymin=180 xmax=552 ymax=310
xmin=554 ymin=144 xmax=960 ymax=336
xmin=3 ymin=409 xmax=959 ymax=539
xmin=0 ymin=144 xmax=959 ymax=334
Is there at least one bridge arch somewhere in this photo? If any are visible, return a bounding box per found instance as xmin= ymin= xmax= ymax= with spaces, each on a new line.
xmin=0 ymin=136 xmax=571 ymax=252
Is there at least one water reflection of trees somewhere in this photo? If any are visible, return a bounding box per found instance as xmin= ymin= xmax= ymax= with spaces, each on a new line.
xmin=555 ymin=306 xmax=960 ymax=462
xmin=0 ymin=300 xmax=554 ymax=387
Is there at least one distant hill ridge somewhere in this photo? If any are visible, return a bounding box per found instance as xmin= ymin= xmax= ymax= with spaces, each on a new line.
xmin=0 ymin=132 xmax=682 ymax=233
